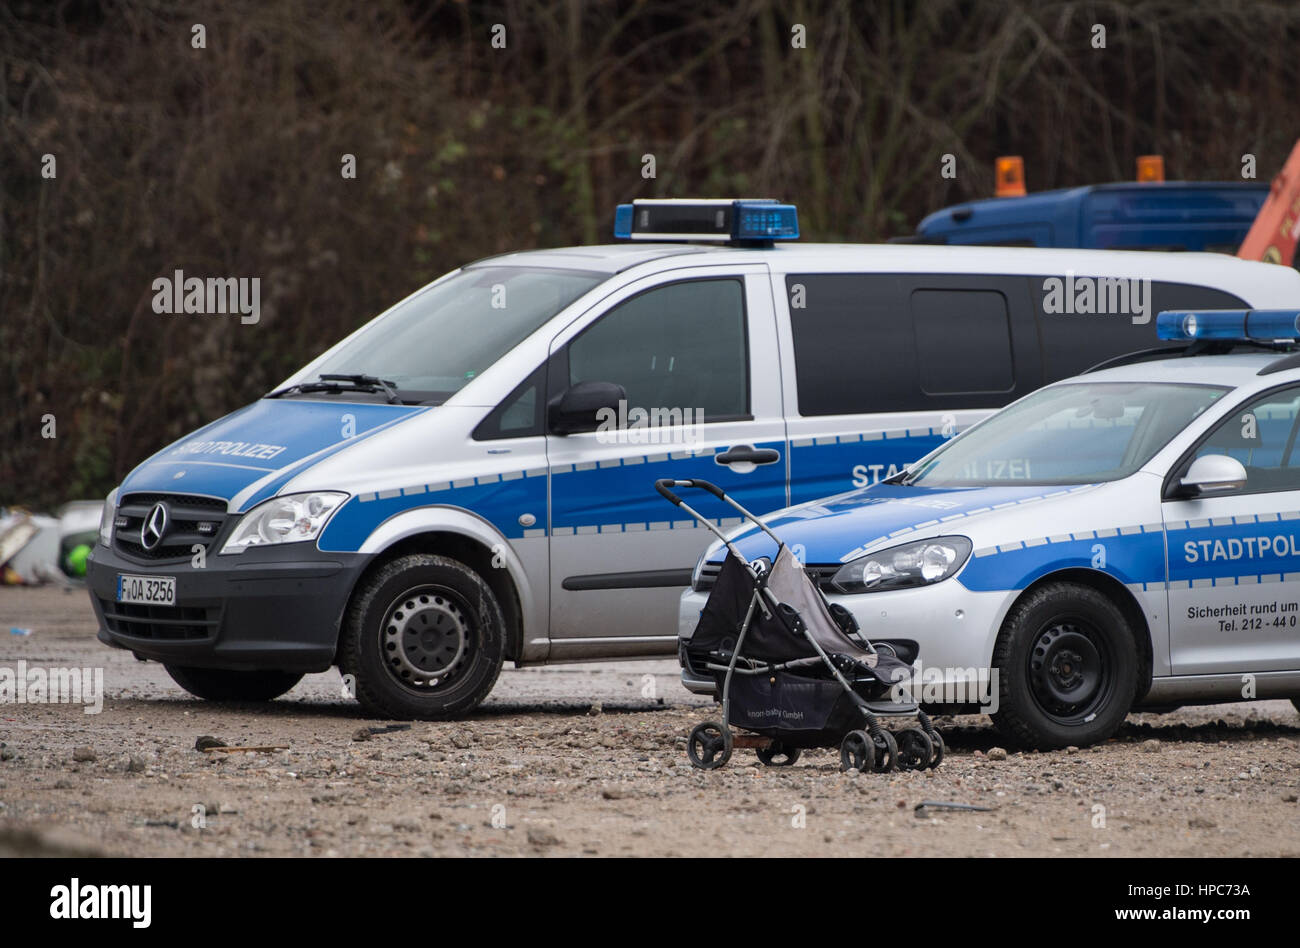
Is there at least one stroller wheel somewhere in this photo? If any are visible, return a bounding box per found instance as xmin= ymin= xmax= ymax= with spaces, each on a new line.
xmin=926 ymin=730 xmax=945 ymax=769
xmin=687 ymin=722 xmax=733 ymax=770
xmin=839 ymin=730 xmax=876 ymax=772
xmin=756 ymin=741 xmax=801 ymax=767
xmin=870 ymin=730 xmax=898 ymax=773
xmin=895 ymin=728 xmax=934 ymax=771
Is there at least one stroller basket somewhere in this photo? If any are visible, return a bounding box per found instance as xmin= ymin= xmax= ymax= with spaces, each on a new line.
xmin=657 ymin=477 xmax=945 ymax=773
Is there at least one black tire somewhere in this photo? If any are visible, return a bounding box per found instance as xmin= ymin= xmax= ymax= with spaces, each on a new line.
xmin=895 ymin=728 xmax=933 ymax=771
xmin=839 ymin=730 xmax=875 ymax=772
xmin=926 ymin=729 xmax=945 ymax=769
xmin=164 ymin=665 xmax=302 ymax=702
xmin=338 ymin=554 xmax=505 ymax=720
xmin=991 ymin=582 xmax=1138 ymax=750
xmin=687 ymin=722 xmax=732 ymax=769
xmin=870 ymin=729 xmax=898 ymax=772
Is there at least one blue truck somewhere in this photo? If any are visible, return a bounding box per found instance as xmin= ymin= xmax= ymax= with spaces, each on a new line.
xmin=904 ymin=181 xmax=1269 ymax=253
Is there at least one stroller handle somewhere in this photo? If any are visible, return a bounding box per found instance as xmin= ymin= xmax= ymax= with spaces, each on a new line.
xmin=653 ymin=478 xmax=786 ymax=550
xmin=654 ymin=478 xmax=726 ymax=506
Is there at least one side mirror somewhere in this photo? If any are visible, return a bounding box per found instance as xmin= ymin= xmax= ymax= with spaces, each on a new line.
xmin=548 ymin=380 xmax=626 ymax=435
xmin=1178 ymin=454 xmax=1247 ymax=496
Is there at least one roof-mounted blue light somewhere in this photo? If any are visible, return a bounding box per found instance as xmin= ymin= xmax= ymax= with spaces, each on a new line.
xmin=612 ymin=198 xmax=799 ymax=244
xmin=613 ymin=203 xmax=634 ymax=240
xmin=1157 ymin=309 xmax=1300 ymax=342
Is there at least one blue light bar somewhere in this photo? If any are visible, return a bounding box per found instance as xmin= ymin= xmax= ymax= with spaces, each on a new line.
xmin=1156 ymin=309 xmax=1300 ymax=342
xmin=613 ymin=204 xmax=634 ymax=240
xmin=612 ymin=199 xmax=799 ymax=243
xmin=734 ymin=202 xmax=800 ymax=240
xmin=1156 ymin=310 xmax=1246 ymax=340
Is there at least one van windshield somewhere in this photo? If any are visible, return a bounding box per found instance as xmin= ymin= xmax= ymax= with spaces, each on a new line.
xmin=295 ymin=266 xmax=605 ymax=404
xmin=900 ymin=381 xmax=1230 ymax=487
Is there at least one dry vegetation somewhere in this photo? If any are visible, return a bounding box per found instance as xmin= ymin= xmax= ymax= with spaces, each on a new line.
xmin=4 ymin=0 xmax=1300 ymax=506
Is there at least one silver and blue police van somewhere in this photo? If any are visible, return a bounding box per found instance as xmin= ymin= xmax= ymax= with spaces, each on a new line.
xmin=87 ymin=199 xmax=1300 ymax=719
xmin=679 ymin=310 xmax=1300 ymax=748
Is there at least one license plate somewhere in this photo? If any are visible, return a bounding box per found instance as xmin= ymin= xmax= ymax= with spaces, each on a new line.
xmin=116 ymin=574 xmax=177 ymax=606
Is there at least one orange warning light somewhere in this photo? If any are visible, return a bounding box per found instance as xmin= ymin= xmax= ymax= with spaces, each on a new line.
xmin=1136 ymin=155 xmax=1165 ymax=182
xmin=995 ymin=156 xmax=1026 ymax=197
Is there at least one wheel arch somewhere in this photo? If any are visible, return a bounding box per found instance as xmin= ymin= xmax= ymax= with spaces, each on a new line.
xmin=1009 ymin=567 xmax=1154 ymax=702
xmin=342 ymin=507 xmax=540 ymax=663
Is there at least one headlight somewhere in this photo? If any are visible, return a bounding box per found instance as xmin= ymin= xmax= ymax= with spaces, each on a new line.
xmin=831 ymin=536 xmax=972 ymax=594
xmin=98 ymin=488 xmax=119 ymax=547
xmin=219 ymin=491 xmax=348 ymax=554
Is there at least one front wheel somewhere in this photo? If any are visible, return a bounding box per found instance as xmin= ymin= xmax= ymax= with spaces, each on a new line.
xmin=164 ymin=665 xmax=302 ymax=702
xmin=990 ymin=582 xmax=1137 ymax=749
xmin=339 ymin=554 xmax=506 ymax=719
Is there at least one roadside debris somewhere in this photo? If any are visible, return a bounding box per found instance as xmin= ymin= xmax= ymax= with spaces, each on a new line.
xmin=914 ymin=800 xmax=995 ymax=818
xmin=8 ymin=628 xmax=32 ymax=637
xmin=194 ymin=735 xmax=227 ymax=751
xmin=71 ymin=746 xmax=96 ymax=763
xmin=526 ymin=826 xmax=561 ymax=847
xmin=0 ymin=502 xmax=103 ymax=586
xmin=201 ymin=745 xmax=289 ymax=754
xmin=986 ymin=747 xmax=1008 ymax=761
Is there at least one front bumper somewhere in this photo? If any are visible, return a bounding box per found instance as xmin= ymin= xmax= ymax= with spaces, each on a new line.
xmin=676 ymin=582 xmax=1010 ymax=708
xmin=86 ymin=540 xmax=371 ymax=673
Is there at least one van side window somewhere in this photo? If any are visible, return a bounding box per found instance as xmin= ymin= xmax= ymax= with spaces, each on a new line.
xmin=473 ymin=365 xmax=545 ymax=440
xmin=787 ymin=274 xmax=916 ymax=415
xmin=1034 ymin=280 xmax=1248 ymax=381
xmin=786 ymin=273 xmax=1026 ymax=415
xmin=567 ymin=279 xmax=749 ymax=423
xmin=911 ymin=289 xmax=1014 ymax=395
xmin=1191 ymin=387 xmax=1300 ymax=494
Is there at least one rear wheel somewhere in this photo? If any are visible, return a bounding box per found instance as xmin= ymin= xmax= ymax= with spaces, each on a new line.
xmin=164 ymin=665 xmax=302 ymax=702
xmin=991 ymin=582 xmax=1137 ymax=749
xmin=339 ymin=554 xmax=505 ymax=719
xmin=1292 ymin=698 xmax=1300 ymax=715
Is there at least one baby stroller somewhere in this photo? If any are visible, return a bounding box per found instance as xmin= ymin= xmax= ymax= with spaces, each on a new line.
xmin=658 ymin=478 xmax=944 ymax=773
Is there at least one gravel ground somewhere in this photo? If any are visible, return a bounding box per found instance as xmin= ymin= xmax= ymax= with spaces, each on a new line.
xmin=1 ymin=584 xmax=1299 ymax=857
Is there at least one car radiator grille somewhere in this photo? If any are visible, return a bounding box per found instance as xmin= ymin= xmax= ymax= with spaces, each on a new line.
xmin=113 ymin=493 xmax=228 ymax=561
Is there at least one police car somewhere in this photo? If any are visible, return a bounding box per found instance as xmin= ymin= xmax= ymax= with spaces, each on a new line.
xmin=86 ymin=198 xmax=1300 ymax=720
xmin=679 ymin=309 xmax=1300 ymax=748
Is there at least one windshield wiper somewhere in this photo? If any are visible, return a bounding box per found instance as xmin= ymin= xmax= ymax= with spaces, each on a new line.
xmin=267 ymin=373 xmax=402 ymax=404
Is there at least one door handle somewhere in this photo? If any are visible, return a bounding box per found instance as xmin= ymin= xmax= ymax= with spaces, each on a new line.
xmin=716 ymin=444 xmax=780 ymax=466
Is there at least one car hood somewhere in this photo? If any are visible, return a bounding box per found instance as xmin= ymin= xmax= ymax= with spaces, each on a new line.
xmin=716 ymin=482 xmax=1095 ymax=564
xmin=118 ymin=399 xmax=429 ymax=511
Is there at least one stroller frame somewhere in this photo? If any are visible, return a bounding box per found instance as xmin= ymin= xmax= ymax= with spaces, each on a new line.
xmin=658 ymin=478 xmax=944 ymax=772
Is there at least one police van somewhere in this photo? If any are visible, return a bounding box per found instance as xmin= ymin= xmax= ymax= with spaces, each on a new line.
xmin=87 ymin=199 xmax=1300 ymax=719
xmin=679 ymin=309 xmax=1300 ymax=748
